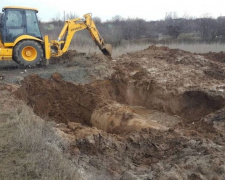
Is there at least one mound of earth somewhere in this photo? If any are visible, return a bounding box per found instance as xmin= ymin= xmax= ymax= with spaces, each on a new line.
xmin=200 ymin=51 xmax=225 ymax=63
xmin=13 ymin=45 xmax=225 ymax=179
xmin=50 ymin=50 xmax=108 ymax=66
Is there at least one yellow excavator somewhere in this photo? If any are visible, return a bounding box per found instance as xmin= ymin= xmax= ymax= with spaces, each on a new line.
xmin=0 ymin=6 xmax=112 ymax=67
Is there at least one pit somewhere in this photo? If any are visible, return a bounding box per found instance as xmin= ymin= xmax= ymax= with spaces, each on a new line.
xmin=15 ymin=70 xmax=225 ymax=134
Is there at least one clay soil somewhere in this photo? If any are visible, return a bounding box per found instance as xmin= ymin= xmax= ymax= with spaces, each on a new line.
xmin=1 ymin=46 xmax=225 ymax=179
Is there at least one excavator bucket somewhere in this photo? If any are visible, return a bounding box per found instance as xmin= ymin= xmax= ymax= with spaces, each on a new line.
xmin=101 ymin=44 xmax=112 ymax=60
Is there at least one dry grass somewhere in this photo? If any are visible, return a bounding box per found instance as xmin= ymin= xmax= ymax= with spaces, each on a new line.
xmin=43 ymin=24 xmax=225 ymax=58
xmin=69 ymin=41 xmax=225 ymax=59
xmin=0 ymin=104 xmax=83 ymax=180
xmin=113 ymin=42 xmax=225 ymax=56
xmin=69 ymin=43 xmax=150 ymax=59
xmin=162 ymin=43 xmax=225 ymax=54
xmin=112 ymin=43 xmax=150 ymax=58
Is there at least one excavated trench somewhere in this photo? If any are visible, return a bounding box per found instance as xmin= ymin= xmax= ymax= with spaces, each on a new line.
xmin=8 ymin=46 xmax=225 ymax=179
xmin=15 ymin=71 xmax=225 ymax=134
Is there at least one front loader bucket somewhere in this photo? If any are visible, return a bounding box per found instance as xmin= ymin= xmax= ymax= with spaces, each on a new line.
xmin=101 ymin=44 xmax=112 ymax=60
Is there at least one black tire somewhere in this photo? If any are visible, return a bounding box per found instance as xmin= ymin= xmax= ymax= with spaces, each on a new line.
xmin=13 ymin=40 xmax=44 ymax=68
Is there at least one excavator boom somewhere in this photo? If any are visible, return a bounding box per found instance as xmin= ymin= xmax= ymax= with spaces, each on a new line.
xmin=47 ymin=13 xmax=112 ymax=59
xmin=83 ymin=14 xmax=112 ymax=58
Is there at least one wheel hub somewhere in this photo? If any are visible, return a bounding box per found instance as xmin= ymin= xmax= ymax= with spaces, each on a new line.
xmin=22 ymin=46 xmax=37 ymax=61
xmin=25 ymin=51 xmax=32 ymax=57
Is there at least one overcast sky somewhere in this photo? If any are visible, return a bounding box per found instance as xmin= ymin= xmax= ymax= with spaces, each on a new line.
xmin=1 ymin=0 xmax=225 ymax=21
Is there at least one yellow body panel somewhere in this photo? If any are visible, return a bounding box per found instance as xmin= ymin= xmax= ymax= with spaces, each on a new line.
xmin=0 ymin=48 xmax=13 ymax=60
xmin=4 ymin=35 xmax=42 ymax=47
xmin=3 ymin=6 xmax=38 ymax=12
xmin=0 ymin=35 xmax=43 ymax=61
xmin=44 ymin=35 xmax=51 ymax=60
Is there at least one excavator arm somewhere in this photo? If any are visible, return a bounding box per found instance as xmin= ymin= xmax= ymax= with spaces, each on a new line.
xmin=45 ymin=13 xmax=112 ymax=59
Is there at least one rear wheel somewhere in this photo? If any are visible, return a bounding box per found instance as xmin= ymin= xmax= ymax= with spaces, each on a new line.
xmin=13 ymin=40 xmax=44 ymax=68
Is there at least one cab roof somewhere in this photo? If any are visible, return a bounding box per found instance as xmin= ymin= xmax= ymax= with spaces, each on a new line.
xmin=3 ymin=6 xmax=38 ymax=12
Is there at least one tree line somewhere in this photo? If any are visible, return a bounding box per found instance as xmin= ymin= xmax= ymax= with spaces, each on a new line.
xmin=40 ymin=13 xmax=225 ymax=46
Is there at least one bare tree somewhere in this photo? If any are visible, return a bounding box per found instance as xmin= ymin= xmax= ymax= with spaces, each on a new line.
xmin=165 ymin=12 xmax=184 ymax=39
xmin=197 ymin=18 xmax=217 ymax=41
xmin=166 ymin=25 xmax=182 ymax=38
xmin=65 ymin=12 xmax=78 ymax=20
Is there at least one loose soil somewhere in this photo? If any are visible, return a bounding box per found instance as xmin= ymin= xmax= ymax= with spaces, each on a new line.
xmin=1 ymin=45 xmax=225 ymax=179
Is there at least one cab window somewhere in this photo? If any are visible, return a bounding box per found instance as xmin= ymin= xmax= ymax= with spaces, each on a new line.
xmin=6 ymin=10 xmax=23 ymax=27
xmin=25 ymin=10 xmax=41 ymax=38
xmin=5 ymin=10 xmax=24 ymax=42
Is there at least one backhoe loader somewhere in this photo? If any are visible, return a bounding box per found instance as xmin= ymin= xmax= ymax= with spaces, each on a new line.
xmin=0 ymin=6 xmax=112 ymax=67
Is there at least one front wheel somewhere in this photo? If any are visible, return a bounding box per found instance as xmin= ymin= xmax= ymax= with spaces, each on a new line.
xmin=13 ymin=40 xmax=44 ymax=68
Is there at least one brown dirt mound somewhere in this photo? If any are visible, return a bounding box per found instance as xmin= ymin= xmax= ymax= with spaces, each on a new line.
xmin=50 ymin=50 xmax=108 ymax=65
xmin=113 ymin=45 xmax=225 ymax=137
xmin=16 ymin=69 xmax=225 ymax=136
xmin=15 ymin=73 xmax=105 ymax=126
xmin=16 ymin=73 xmax=167 ymax=134
xmin=51 ymin=49 xmax=80 ymax=63
xmin=13 ymin=44 xmax=225 ymax=179
xmin=107 ymin=67 xmax=225 ymax=123
xmin=2 ymin=82 xmax=225 ymax=180
xmin=145 ymin=45 xmax=170 ymax=51
xmin=203 ymin=66 xmax=225 ymax=80
xmin=201 ymin=51 xmax=225 ymax=63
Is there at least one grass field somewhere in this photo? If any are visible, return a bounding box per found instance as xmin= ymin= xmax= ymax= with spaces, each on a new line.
xmin=165 ymin=43 xmax=225 ymax=53
xmin=70 ymin=42 xmax=225 ymax=58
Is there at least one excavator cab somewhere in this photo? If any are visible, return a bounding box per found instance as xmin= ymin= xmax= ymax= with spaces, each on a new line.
xmin=1 ymin=7 xmax=42 ymax=43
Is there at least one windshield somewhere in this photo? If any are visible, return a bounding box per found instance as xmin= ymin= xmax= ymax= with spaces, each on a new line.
xmin=25 ymin=10 xmax=42 ymax=38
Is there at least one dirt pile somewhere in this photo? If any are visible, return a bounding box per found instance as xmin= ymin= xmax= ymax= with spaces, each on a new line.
xmin=50 ymin=50 xmax=108 ymax=66
xmin=50 ymin=49 xmax=80 ymax=64
xmin=200 ymin=51 xmax=225 ymax=63
xmin=14 ymin=45 xmax=225 ymax=179
xmin=15 ymin=73 xmax=104 ymax=125
xmin=16 ymin=69 xmax=225 ymax=135
xmin=16 ymin=73 xmax=167 ymax=134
